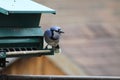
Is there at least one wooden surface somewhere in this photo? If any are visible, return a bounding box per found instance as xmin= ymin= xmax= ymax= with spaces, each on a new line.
xmin=35 ymin=0 xmax=120 ymax=76
xmin=3 ymin=56 xmax=65 ymax=75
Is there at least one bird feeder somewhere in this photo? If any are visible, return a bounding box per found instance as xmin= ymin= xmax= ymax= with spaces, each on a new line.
xmin=0 ymin=0 xmax=56 ymax=59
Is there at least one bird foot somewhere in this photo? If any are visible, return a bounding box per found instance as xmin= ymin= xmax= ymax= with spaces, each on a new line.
xmin=54 ymin=48 xmax=61 ymax=54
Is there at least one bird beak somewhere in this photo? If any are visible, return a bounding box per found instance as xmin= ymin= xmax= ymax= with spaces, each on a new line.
xmin=60 ymin=31 xmax=64 ymax=33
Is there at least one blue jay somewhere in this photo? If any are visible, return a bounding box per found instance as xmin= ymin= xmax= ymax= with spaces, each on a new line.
xmin=44 ymin=26 xmax=64 ymax=52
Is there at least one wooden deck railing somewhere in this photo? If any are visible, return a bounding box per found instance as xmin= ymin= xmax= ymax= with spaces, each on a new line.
xmin=0 ymin=75 xmax=120 ymax=80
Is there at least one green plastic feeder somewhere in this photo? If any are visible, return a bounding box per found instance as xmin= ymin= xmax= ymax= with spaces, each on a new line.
xmin=0 ymin=0 xmax=56 ymax=57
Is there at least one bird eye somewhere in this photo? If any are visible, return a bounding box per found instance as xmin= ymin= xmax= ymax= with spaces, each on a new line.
xmin=58 ymin=29 xmax=61 ymax=32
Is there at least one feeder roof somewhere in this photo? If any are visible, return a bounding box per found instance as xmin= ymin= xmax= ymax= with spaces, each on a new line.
xmin=0 ymin=0 xmax=56 ymax=15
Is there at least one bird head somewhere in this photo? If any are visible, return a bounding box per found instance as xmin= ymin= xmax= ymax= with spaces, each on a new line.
xmin=50 ymin=26 xmax=64 ymax=34
xmin=50 ymin=26 xmax=64 ymax=40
